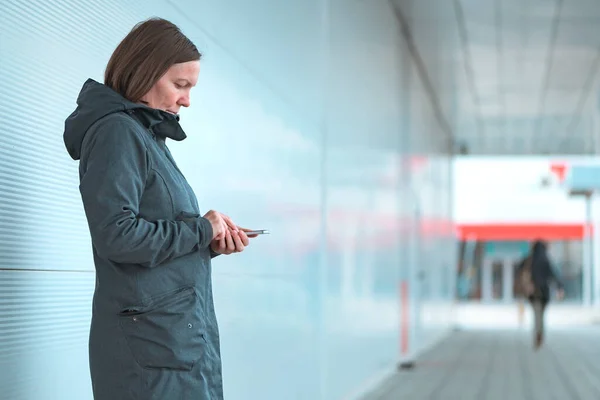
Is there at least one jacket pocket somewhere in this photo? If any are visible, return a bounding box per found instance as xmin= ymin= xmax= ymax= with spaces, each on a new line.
xmin=118 ymin=286 xmax=206 ymax=371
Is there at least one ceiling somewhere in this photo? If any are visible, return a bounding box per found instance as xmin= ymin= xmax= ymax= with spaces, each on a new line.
xmin=394 ymin=0 xmax=600 ymax=155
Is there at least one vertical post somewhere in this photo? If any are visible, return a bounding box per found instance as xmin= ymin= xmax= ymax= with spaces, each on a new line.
xmin=502 ymin=257 xmax=513 ymax=303
xmin=399 ymin=281 xmax=412 ymax=367
xmin=394 ymin=0 xmax=417 ymax=371
xmin=481 ymin=259 xmax=492 ymax=302
xmin=583 ymin=193 xmax=593 ymax=306
xmin=593 ymin=197 xmax=600 ymax=306
xmin=592 ymin=100 xmax=600 ymax=306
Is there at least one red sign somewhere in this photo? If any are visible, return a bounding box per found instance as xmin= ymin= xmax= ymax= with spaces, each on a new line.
xmin=549 ymin=162 xmax=567 ymax=183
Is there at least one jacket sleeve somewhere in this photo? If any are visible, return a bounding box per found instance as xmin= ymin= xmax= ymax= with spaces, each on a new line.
xmin=79 ymin=116 xmax=213 ymax=268
xmin=546 ymin=260 xmax=564 ymax=290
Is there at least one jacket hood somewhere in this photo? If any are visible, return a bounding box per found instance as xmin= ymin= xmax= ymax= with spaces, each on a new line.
xmin=64 ymin=79 xmax=186 ymax=160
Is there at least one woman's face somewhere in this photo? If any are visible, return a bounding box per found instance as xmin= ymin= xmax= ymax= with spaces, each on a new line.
xmin=140 ymin=60 xmax=200 ymax=115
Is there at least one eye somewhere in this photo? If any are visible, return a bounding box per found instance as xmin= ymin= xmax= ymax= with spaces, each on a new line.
xmin=174 ymin=83 xmax=184 ymax=89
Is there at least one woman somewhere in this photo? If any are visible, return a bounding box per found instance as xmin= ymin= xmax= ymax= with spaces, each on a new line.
xmin=63 ymin=18 xmax=254 ymax=399
xmin=517 ymin=240 xmax=564 ymax=350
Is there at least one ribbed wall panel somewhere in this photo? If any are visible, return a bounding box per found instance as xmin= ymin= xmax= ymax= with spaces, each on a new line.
xmin=0 ymin=1 xmax=148 ymax=398
xmin=0 ymin=270 xmax=95 ymax=399
xmin=0 ymin=0 xmax=96 ymax=273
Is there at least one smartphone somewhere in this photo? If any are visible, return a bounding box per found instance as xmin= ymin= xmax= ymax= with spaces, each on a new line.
xmin=244 ymin=230 xmax=270 ymax=235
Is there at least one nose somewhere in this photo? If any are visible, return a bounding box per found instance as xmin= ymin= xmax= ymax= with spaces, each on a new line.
xmin=178 ymin=94 xmax=191 ymax=108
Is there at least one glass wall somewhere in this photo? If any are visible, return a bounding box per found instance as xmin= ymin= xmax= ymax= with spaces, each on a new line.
xmin=0 ymin=0 xmax=457 ymax=399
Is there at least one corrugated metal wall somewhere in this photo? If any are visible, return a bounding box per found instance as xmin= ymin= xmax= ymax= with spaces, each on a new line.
xmin=0 ymin=1 xmax=457 ymax=399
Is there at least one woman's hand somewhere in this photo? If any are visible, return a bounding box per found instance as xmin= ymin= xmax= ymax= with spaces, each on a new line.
xmin=211 ymin=227 xmax=249 ymax=255
xmin=207 ymin=211 xmax=263 ymax=255
xmin=210 ymin=222 xmax=264 ymax=255
xmin=202 ymin=210 xmax=237 ymax=240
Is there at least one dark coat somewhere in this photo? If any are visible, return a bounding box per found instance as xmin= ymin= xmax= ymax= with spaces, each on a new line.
xmin=517 ymin=241 xmax=563 ymax=304
xmin=64 ymin=79 xmax=223 ymax=399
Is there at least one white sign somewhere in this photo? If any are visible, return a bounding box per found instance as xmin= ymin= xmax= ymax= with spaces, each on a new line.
xmin=453 ymin=156 xmax=597 ymax=224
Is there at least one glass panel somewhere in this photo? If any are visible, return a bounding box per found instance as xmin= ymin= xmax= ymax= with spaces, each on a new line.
xmin=491 ymin=260 xmax=504 ymax=300
xmin=548 ymin=240 xmax=583 ymax=302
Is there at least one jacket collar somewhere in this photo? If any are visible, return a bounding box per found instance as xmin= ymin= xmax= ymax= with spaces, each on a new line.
xmin=126 ymin=108 xmax=187 ymax=142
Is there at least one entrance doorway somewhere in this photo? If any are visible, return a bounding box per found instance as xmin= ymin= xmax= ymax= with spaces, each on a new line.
xmin=481 ymin=257 xmax=516 ymax=303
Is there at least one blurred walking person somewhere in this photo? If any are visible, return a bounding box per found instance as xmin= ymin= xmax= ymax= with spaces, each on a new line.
xmin=517 ymin=240 xmax=564 ymax=349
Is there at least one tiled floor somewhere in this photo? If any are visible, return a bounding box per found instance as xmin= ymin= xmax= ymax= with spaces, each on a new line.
xmin=361 ymin=326 xmax=600 ymax=400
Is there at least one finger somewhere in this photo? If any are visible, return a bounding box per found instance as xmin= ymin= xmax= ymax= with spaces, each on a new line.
xmin=219 ymin=233 xmax=226 ymax=251
xmin=225 ymin=230 xmax=235 ymax=253
xmin=221 ymin=214 xmax=238 ymax=232
xmin=215 ymin=239 xmax=226 ymax=254
xmin=238 ymin=230 xmax=249 ymax=246
xmin=232 ymin=231 xmax=245 ymax=252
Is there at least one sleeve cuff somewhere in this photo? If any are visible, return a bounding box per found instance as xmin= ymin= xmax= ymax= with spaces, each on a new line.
xmin=176 ymin=212 xmax=214 ymax=249
xmin=209 ymin=248 xmax=221 ymax=259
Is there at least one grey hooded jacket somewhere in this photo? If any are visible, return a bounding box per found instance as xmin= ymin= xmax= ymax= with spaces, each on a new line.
xmin=64 ymin=78 xmax=223 ymax=400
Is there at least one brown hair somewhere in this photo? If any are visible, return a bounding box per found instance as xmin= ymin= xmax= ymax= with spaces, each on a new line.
xmin=104 ymin=17 xmax=201 ymax=102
